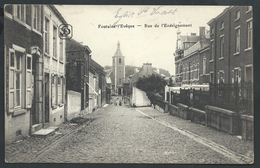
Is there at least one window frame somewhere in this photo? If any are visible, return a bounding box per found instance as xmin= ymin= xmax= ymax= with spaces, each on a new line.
xmin=53 ymin=24 xmax=58 ymax=58
xmin=44 ymin=16 xmax=50 ymax=55
xmin=220 ymin=35 xmax=224 ymax=59
xmin=235 ymin=10 xmax=240 ymax=21
xmin=203 ymin=56 xmax=206 ymax=75
xmin=234 ymin=26 xmax=241 ymax=55
xmin=246 ymin=6 xmax=252 ymax=13
xmin=9 ymin=45 xmax=27 ymax=111
xmin=32 ymin=5 xmax=41 ymax=32
xmin=210 ymin=39 xmax=214 ymax=61
xmin=220 ymin=21 xmax=224 ymax=30
xmin=246 ymin=19 xmax=253 ymax=50
xmin=210 ymin=26 xmax=214 ymax=35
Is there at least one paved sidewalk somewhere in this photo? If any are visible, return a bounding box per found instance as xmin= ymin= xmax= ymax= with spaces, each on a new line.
xmin=136 ymin=107 xmax=254 ymax=160
xmin=5 ymin=117 xmax=95 ymax=163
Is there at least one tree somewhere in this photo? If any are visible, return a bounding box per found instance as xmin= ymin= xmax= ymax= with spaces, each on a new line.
xmin=136 ymin=74 xmax=167 ymax=97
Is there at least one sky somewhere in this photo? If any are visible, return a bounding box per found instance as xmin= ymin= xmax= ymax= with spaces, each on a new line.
xmin=55 ymin=5 xmax=228 ymax=75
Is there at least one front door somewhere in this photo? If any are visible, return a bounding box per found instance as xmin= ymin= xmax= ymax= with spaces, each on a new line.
xmin=32 ymin=55 xmax=37 ymax=125
xmin=118 ymin=88 xmax=121 ymax=95
xmin=45 ymin=73 xmax=50 ymax=123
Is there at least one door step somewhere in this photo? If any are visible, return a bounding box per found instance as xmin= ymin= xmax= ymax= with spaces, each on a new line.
xmin=32 ymin=127 xmax=59 ymax=137
xmin=31 ymin=124 xmax=42 ymax=134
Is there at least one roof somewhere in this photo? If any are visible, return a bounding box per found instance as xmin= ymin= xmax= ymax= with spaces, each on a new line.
xmin=105 ymin=69 xmax=113 ymax=77
xmin=184 ymin=36 xmax=200 ymax=43
xmin=49 ymin=5 xmax=67 ymax=24
xmin=90 ymin=58 xmax=105 ymax=75
xmin=113 ymin=41 xmax=123 ymax=57
xmin=207 ymin=6 xmax=232 ymax=25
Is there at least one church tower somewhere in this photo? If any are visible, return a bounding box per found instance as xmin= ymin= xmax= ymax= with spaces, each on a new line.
xmin=111 ymin=41 xmax=125 ymax=95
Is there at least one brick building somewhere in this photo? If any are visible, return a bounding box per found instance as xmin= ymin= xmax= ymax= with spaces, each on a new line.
xmin=207 ymin=6 xmax=253 ymax=85
xmin=174 ymin=27 xmax=211 ymax=86
xmin=66 ymin=39 xmax=91 ymax=112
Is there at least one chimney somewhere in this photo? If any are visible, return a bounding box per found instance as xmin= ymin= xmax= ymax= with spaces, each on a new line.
xmin=142 ymin=63 xmax=153 ymax=76
xmin=199 ymin=27 xmax=206 ymax=39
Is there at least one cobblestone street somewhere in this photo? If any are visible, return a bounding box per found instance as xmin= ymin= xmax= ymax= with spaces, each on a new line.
xmin=5 ymin=99 xmax=253 ymax=164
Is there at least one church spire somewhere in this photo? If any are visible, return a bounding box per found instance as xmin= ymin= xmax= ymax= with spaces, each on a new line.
xmin=114 ymin=41 xmax=123 ymax=56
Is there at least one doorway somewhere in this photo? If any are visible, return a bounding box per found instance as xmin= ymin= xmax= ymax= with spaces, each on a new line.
xmin=45 ymin=73 xmax=50 ymax=123
xmin=32 ymin=55 xmax=37 ymax=125
xmin=118 ymin=88 xmax=122 ymax=95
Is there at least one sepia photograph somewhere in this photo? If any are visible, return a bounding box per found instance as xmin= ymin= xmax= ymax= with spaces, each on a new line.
xmin=4 ymin=4 xmax=254 ymax=164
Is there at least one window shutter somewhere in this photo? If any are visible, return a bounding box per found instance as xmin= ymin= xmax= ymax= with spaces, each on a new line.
xmin=9 ymin=49 xmax=15 ymax=111
xmin=232 ymin=70 xmax=234 ymax=83
xmin=58 ymin=77 xmax=62 ymax=105
xmin=26 ymin=54 xmax=32 ymax=108
xmin=51 ymin=75 xmax=55 ymax=107
xmin=62 ymin=77 xmax=66 ymax=104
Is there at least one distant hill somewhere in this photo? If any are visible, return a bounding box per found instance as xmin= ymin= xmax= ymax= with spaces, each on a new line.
xmin=104 ymin=65 xmax=171 ymax=78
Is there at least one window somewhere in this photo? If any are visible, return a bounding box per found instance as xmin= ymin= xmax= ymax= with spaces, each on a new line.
xmin=247 ymin=6 xmax=252 ymax=12
xmin=203 ymin=57 xmax=206 ymax=75
xmin=245 ymin=66 xmax=252 ymax=82
xmin=247 ymin=21 xmax=252 ymax=49
xmin=220 ymin=21 xmax=224 ymax=29
xmin=218 ymin=71 xmax=224 ymax=84
xmin=210 ymin=41 xmax=214 ymax=60
xmin=58 ymin=77 xmax=62 ymax=105
xmin=44 ymin=17 xmax=49 ymax=54
xmin=210 ymin=72 xmax=214 ymax=83
xmin=14 ymin=5 xmax=26 ymax=22
xmin=59 ymin=40 xmax=63 ymax=61
xmin=25 ymin=5 xmax=31 ymax=26
xmin=51 ymin=75 xmax=57 ymax=107
xmin=119 ymin=58 xmax=121 ymax=64
xmin=9 ymin=50 xmax=23 ymax=109
xmin=220 ymin=36 xmax=224 ymax=58
xmin=234 ymin=69 xmax=241 ymax=84
xmin=235 ymin=28 xmax=240 ymax=53
xmin=5 ymin=4 xmax=12 ymax=15
xmin=17 ymin=5 xmax=21 ymax=19
xmin=211 ymin=26 xmax=214 ymax=34
xmin=235 ymin=10 xmax=240 ymax=20
xmin=191 ymin=65 xmax=193 ymax=80
xmin=33 ymin=5 xmax=39 ymax=30
xmin=119 ymin=78 xmax=121 ymax=85
xmin=53 ymin=26 xmax=57 ymax=58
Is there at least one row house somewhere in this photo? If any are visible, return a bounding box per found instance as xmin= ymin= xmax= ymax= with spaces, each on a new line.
xmin=174 ymin=27 xmax=210 ymax=85
xmin=66 ymin=39 xmax=90 ymax=113
xmin=4 ymin=5 xmax=67 ymax=143
xmin=174 ymin=28 xmax=200 ymax=86
xmin=181 ymin=27 xmax=210 ymax=85
xmin=66 ymin=39 xmax=106 ymax=115
xmin=207 ymin=6 xmax=253 ymax=85
xmin=89 ymin=58 xmax=107 ymax=111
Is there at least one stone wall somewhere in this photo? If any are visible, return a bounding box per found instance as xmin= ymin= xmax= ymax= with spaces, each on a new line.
xmin=205 ymin=105 xmax=240 ymax=135
xmin=66 ymin=90 xmax=81 ymax=121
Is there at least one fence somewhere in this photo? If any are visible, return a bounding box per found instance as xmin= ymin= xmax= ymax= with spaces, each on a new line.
xmin=193 ymin=89 xmax=210 ymax=111
xmin=209 ymin=82 xmax=253 ymax=115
